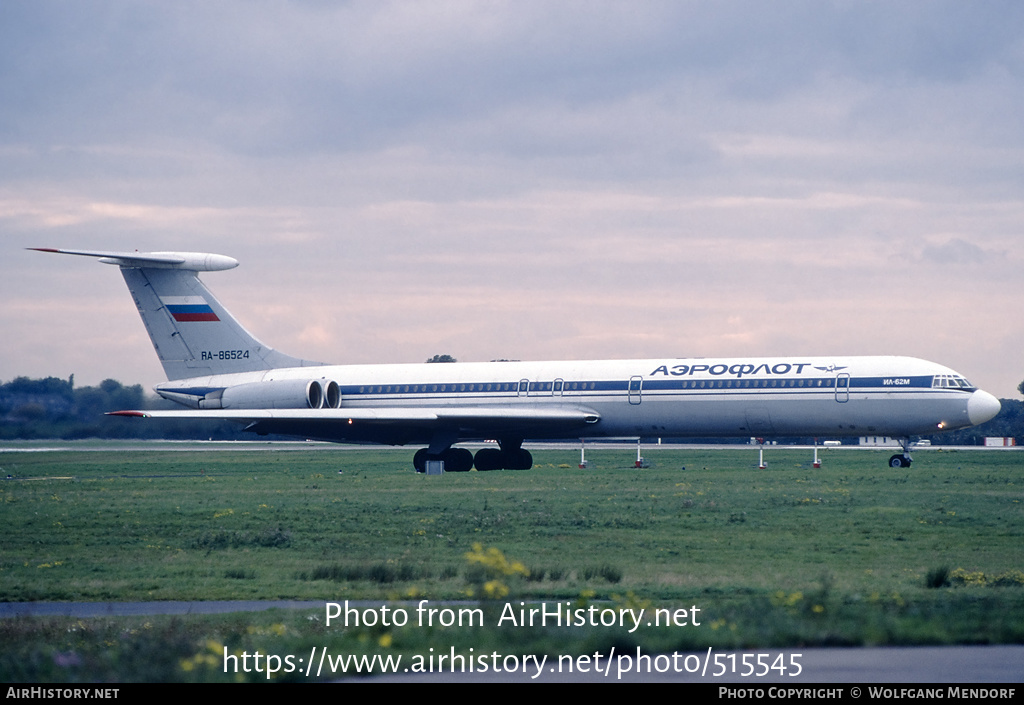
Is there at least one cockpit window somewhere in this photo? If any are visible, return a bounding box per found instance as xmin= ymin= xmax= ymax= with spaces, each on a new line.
xmin=932 ymin=374 xmax=976 ymax=391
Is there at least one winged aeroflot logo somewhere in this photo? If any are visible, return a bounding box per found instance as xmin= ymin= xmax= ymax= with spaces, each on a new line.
xmin=813 ymin=364 xmax=848 ymax=373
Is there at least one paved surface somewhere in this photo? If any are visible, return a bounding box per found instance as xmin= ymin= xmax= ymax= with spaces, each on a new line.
xmin=361 ymin=645 xmax=1024 ymax=683
xmin=3 ymin=601 xmax=1021 ymax=683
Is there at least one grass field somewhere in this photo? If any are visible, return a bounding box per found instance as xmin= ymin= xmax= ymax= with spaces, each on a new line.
xmin=2 ymin=443 xmax=1022 ymax=681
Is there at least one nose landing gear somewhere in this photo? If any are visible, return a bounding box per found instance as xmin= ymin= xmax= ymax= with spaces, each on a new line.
xmin=888 ymin=438 xmax=913 ymax=468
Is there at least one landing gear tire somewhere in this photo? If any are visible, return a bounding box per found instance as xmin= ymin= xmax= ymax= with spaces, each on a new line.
xmin=889 ymin=454 xmax=912 ymax=468
xmin=505 ymin=448 xmax=533 ymax=470
xmin=413 ymin=448 xmax=429 ymax=473
xmin=443 ymin=447 xmax=474 ymax=472
xmin=474 ymin=448 xmax=503 ymax=471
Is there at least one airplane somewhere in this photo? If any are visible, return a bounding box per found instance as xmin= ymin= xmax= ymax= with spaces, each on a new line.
xmin=32 ymin=247 xmax=1002 ymax=471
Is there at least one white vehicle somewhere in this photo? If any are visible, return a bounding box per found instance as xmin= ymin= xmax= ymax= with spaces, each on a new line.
xmin=34 ymin=248 xmax=1001 ymax=471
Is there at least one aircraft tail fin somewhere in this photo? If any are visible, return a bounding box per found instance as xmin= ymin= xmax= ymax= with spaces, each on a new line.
xmin=31 ymin=248 xmax=325 ymax=380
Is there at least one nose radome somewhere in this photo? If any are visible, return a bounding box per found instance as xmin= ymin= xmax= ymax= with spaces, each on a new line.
xmin=968 ymin=390 xmax=1001 ymax=426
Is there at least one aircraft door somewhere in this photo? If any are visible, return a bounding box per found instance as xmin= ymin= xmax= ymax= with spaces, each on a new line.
xmin=835 ymin=373 xmax=850 ymax=403
xmin=628 ymin=376 xmax=643 ymax=405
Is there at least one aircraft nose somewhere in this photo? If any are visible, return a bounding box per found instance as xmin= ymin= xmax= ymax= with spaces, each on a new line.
xmin=968 ymin=390 xmax=1001 ymax=426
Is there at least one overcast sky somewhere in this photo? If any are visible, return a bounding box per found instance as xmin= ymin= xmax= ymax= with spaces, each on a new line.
xmin=2 ymin=1 xmax=1022 ymax=397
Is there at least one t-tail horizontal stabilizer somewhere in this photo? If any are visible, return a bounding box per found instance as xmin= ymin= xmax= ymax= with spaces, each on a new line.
xmin=28 ymin=247 xmax=240 ymax=271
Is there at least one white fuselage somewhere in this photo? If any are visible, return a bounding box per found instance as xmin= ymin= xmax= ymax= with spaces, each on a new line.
xmin=155 ymin=355 xmax=998 ymax=445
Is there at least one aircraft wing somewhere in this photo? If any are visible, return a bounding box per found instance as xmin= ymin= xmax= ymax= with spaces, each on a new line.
xmin=109 ymin=406 xmax=600 ymax=423
xmin=107 ymin=405 xmax=601 ymax=444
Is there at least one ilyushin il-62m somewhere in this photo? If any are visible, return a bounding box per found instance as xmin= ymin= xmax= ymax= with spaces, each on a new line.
xmin=33 ymin=248 xmax=1001 ymax=471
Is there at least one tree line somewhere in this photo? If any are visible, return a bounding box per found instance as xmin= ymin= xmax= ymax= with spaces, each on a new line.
xmin=0 ymin=376 xmax=247 ymax=440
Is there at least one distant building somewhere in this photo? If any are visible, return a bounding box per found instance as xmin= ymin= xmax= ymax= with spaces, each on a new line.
xmin=859 ymin=436 xmax=900 ymax=447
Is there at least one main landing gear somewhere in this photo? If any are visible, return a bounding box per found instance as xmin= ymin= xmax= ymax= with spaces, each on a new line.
xmin=413 ymin=439 xmax=533 ymax=473
xmin=414 ymin=447 xmax=474 ymax=473
xmin=888 ymin=437 xmax=913 ymax=468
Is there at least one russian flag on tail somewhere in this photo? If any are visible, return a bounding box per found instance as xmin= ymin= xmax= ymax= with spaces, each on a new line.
xmin=161 ymin=296 xmax=220 ymax=322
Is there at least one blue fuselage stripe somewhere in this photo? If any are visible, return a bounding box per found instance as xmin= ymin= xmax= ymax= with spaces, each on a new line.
xmin=160 ymin=375 xmax=953 ymax=402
